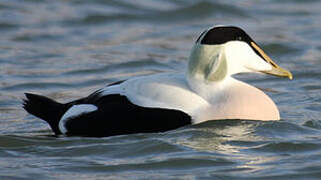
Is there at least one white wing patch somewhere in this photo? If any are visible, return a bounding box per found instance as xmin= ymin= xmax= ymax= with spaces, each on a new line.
xmin=98 ymin=73 xmax=209 ymax=119
xmin=59 ymin=104 xmax=98 ymax=134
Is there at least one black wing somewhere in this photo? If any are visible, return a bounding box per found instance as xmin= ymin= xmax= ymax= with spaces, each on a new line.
xmin=64 ymin=94 xmax=192 ymax=137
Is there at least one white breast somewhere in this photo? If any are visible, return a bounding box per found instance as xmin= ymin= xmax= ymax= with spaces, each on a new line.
xmin=194 ymin=78 xmax=280 ymax=122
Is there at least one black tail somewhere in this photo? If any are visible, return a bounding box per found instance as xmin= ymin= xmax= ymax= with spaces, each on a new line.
xmin=23 ymin=93 xmax=69 ymax=135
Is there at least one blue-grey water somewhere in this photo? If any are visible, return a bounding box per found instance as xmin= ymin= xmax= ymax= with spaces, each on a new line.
xmin=1 ymin=0 xmax=321 ymax=179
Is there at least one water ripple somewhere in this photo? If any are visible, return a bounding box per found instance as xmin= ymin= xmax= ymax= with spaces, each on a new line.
xmin=1 ymin=0 xmax=321 ymax=179
xmin=64 ymin=1 xmax=247 ymax=25
xmin=250 ymin=141 xmax=321 ymax=153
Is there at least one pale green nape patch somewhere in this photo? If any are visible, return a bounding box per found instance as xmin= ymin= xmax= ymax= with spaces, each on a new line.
xmin=205 ymin=52 xmax=227 ymax=81
xmin=187 ymin=44 xmax=227 ymax=82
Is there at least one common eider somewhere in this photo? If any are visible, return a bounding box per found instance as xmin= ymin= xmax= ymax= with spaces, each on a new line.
xmin=23 ymin=26 xmax=292 ymax=137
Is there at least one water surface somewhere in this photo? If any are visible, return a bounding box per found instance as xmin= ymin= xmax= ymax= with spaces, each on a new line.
xmin=1 ymin=0 xmax=321 ymax=179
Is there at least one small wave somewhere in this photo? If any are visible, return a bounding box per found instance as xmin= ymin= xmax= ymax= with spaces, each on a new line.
xmin=254 ymin=121 xmax=320 ymax=139
xmin=262 ymin=43 xmax=300 ymax=56
xmin=1 ymin=82 xmax=71 ymax=91
xmin=64 ymin=1 xmax=247 ymax=26
xmin=12 ymin=34 xmax=64 ymax=42
xmin=0 ymin=23 xmax=18 ymax=31
xmin=291 ymin=71 xmax=321 ymax=80
xmin=303 ymin=120 xmax=321 ymax=130
xmin=250 ymin=141 xmax=321 ymax=153
xmin=63 ymin=59 xmax=170 ymax=76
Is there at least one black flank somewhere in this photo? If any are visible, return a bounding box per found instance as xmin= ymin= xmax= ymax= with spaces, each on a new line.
xmin=23 ymin=81 xmax=192 ymax=137
xmin=65 ymin=94 xmax=192 ymax=137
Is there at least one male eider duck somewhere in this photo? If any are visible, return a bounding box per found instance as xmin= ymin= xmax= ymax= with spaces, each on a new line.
xmin=23 ymin=26 xmax=292 ymax=137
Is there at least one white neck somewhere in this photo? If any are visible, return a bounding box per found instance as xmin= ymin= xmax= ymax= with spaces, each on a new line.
xmin=186 ymin=43 xmax=229 ymax=99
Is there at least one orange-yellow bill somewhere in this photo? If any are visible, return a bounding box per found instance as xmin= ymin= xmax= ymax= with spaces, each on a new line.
xmin=251 ymin=42 xmax=293 ymax=80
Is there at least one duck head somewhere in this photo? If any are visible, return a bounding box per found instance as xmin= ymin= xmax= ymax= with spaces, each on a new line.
xmin=187 ymin=26 xmax=292 ymax=82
